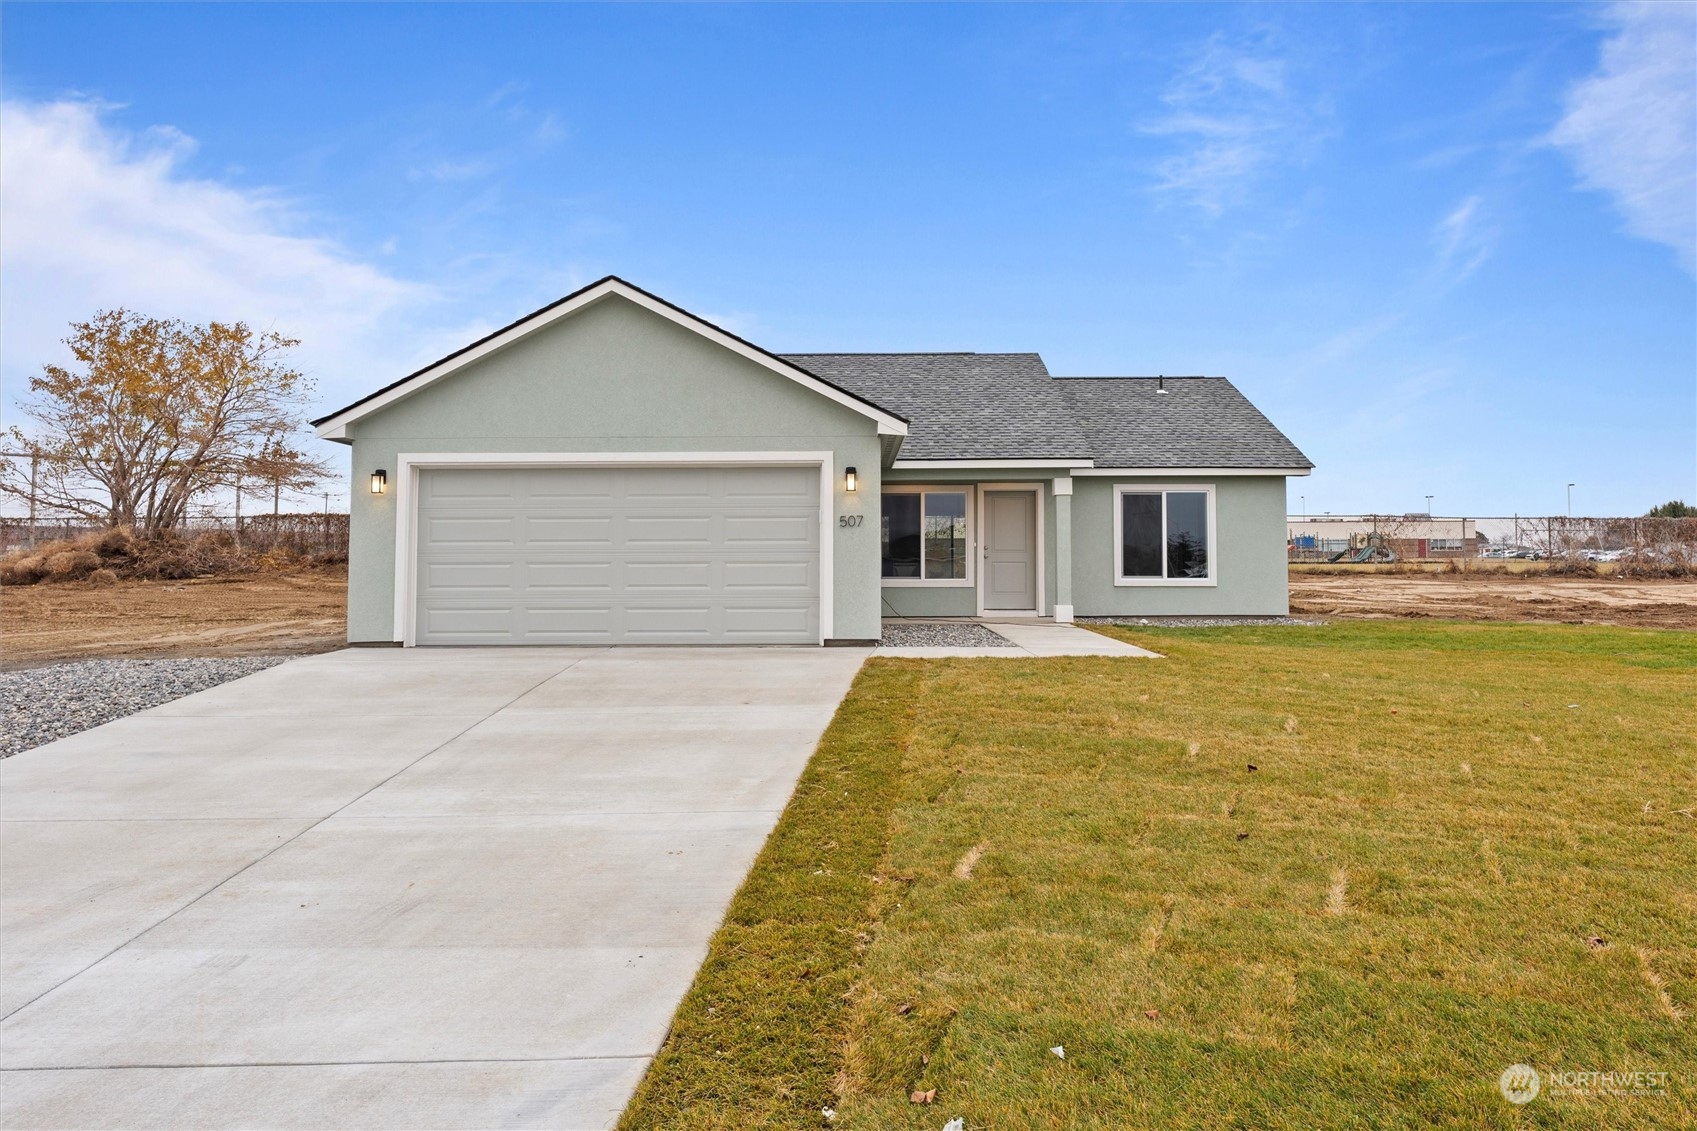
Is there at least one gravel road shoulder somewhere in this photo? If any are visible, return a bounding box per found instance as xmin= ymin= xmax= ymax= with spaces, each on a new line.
xmin=1 ymin=657 xmax=288 ymax=757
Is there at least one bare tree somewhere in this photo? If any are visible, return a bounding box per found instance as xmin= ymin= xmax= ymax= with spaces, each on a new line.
xmin=236 ymin=436 xmax=336 ymax=518
xmin=2 ymin=309 xmax=325 ymax=533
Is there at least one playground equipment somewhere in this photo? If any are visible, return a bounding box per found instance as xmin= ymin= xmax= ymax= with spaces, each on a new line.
xmin=1329 ymin=530 xmax=1399 ymax=564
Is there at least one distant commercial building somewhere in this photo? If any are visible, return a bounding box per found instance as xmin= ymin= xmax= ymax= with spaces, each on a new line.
xmin=1288 ymin=515 xmax=1480 ymax=561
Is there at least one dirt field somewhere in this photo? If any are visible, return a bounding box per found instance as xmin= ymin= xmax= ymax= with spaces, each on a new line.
xmin=4 ymin=568 xmax=1692 ymax=669
xmin=1 ymin=569 xmax=348 ymax=669
xmin=1290 ymin=571 xmax=1697 ymax=629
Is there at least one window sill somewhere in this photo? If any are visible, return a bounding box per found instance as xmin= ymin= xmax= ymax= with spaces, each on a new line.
xmin=882 ymin=578 xmax=974 ymax=588
xmin=1114 ymin=577 xmax=1218 ymax=587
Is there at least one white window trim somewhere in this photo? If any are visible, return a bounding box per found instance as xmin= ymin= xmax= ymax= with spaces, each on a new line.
xmin=391 ymin=451 xmax=836 ymax=646
xmin=1113 ymin=483 xmax=1218 ymax=588
xmin=879 ymin=484 xmax=976 ymax=588
xmin=976 ymin=482 xmax=1046 ymax=616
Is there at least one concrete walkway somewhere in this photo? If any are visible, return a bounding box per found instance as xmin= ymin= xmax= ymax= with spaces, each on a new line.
xmin=875 ymin=619 xmax=1162 ymax=658
xmin=0 ymin=646 xmax=868 ymax=1130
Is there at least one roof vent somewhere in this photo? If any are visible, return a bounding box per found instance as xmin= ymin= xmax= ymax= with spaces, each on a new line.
xmin=1157 ymin=375 xmax=1169 ymax=394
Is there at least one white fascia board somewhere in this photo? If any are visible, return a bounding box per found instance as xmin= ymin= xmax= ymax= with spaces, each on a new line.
xmin=891 ymin=458 xmax=1094 ymax=470
xmin=1075 ymin=466 xmax=1312 ymax=477
xmin=314 ymin=279 xmax=908 ymax=439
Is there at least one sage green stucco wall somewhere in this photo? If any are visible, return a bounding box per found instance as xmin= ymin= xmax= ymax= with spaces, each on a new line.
xmin=875 ymin=472 xmax=1289 ymax=618
xmin=342 ymin=294 xmax=883 ymax=643
xmin=1070 ymin=475 xmax=1290 ymax=616
xmin=877 ymin=469 xmax=1061 ymax=619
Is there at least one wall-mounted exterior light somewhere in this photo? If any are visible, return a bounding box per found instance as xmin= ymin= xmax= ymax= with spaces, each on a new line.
xmin=371 ymin=469 xmax=388 ymax=495
xmin=844 ymin=466 xmax=858 ymax=493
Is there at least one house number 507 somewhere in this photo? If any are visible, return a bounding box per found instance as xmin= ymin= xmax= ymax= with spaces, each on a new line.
xmin=838 ymin=514 xmax=864 ymax=528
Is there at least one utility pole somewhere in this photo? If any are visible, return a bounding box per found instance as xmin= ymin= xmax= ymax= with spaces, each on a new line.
xmin=27 ymin=454 xmax=39 ymax=550
xmin=1567 ymin=483 xmax=1574 ymax=517
xmin=233 ymin=473 xmax=242 ymax=548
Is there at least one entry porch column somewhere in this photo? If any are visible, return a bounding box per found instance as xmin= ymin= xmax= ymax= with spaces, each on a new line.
xmin=1053 ymin=477 xmax=1074 ymax=622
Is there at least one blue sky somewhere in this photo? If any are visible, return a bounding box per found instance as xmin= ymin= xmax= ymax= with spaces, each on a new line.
xmin=3 ymin=2 xmax=1692 ymax=515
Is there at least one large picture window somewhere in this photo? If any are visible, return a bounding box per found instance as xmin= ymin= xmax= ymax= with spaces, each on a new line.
xmin=882 ymin=489 xmax=970 ymax=582
xmin=1115 ymin=486 xmax=1215 ymax=585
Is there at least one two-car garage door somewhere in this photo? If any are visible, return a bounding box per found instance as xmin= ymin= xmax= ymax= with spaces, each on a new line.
xmin=414 ymin=465 xmax=820 ymax=645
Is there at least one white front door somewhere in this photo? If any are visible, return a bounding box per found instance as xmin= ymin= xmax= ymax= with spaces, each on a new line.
xmin=982 ymin=490 xmax=1037 ymax=611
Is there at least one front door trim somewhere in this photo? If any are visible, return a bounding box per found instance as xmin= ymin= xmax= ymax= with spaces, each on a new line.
xmin=392 ymin=451 xmax=835 ymax=647
xmin=975 ymin=482 xmax=1045 ymax=617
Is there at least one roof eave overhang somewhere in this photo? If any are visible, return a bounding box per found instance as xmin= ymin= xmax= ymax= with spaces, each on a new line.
xmin=1073 ymin=466 xmax=1313 ymax=476
xmin=889 ymin=458 xmax=1096 ymax=470
xmin=313 ymin=277 xmax=909 ymax=441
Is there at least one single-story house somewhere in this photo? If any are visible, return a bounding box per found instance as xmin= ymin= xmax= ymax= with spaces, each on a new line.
xmin=314 ymin=277 xmax=1312 ymax=646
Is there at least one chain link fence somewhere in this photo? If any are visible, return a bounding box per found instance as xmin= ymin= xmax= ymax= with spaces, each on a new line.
xmin=1 ymin=513 xmax=348 ymax=557
xmin=1289 ymin=514 xmax=1697 ymax=573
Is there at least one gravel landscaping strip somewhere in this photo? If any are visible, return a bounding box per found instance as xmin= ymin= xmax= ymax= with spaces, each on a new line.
xmin=880 ymin=621 xmax=1018 ymax=648
xmin=1080 ymin=615 xmax=1327 ymax=627
xmin=0 ymin=657 xmax=287 ymax=757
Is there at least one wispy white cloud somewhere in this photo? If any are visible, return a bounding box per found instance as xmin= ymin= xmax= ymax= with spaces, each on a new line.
xmin=1550 ymin=1 xmax=1696 ymax=273
xmin=409 ymin=157 xmax=498 ymax=183
xmin=0 ymin=99 xmax=491 ymax=484
xmin=1141 ymin=31 xmax=1327 ymax=214
xmin=1432 ymin=194 xmax=1496 ymax=280
xmin=397 ymin=86 xmax=568 ymax=187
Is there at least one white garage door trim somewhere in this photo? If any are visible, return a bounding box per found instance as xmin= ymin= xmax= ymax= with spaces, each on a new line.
xmin=392 ymin=451 xmax=836 ymax=646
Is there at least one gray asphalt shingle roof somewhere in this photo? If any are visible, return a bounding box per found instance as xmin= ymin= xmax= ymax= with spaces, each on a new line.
xmin=782 ymin=353 xmax=1092 ymax=461
xmin=1058 ymin=377 xmax=1313 ymax=468
xmin=782 ymin=353 xmax=1311 ymax=469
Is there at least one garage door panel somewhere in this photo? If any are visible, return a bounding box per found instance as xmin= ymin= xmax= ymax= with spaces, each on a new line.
xmin=422 ymin=470 xmax=519 ymax=502
xmin=523 ymin=561 xmax=615 ymax=592
xmin=422 ymin=516 xmax=519 ymax=547
xmin=622 ymin=514 xmax=715 ymax=546
xmin=416 ymin=466 xmax=819 ymax=645
xmin=421 ymin=561 xmax=518 ymax=591
xmin=722 ymin=559 xmax=813 ymax=590
xmin=622 ymin=605 xmax=715 ymax=638
xmin=723 ymin=514 xmax=816 ymax=545
xmin=622 ymin=468 xmax=715 ymax=501
xmin=520 ymin=606 xmax=615 ymax=638
xmin=724 ymin=467 xmax=817 ymax=499
xmin=523 ymin=516 xmax=615 ymax=547
xmin=524 ymin=469 xmax=617 ymax=501
xmin=722 ymin=605 xmax=815 ymax=636
xmin=623 ymin=560 xmax=714 ymax=590
xmin=417 ymin=605 xmax=516 ymax=639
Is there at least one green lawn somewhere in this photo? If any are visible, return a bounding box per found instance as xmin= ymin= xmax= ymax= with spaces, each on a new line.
xmin=620 ymin=622 xmax=1696 ymax=1130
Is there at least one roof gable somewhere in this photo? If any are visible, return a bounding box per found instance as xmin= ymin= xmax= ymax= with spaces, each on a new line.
xmin=313 ymin=277 xmax=908 ymax=440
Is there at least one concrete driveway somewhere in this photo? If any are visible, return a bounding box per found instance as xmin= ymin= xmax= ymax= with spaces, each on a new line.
xmin=0 ymin=646 xmax=868 ymax=1130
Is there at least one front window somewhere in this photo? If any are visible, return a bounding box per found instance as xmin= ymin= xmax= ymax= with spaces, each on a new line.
xmin=883 ymin=490 xmax=969 ymax=580
xmin=1117 ymin=487 xmax=1213 ymax=583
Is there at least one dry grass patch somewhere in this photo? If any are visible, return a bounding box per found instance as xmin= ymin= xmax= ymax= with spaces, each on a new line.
xmin=624 ymin=622 xmax=1695 ymax=1129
